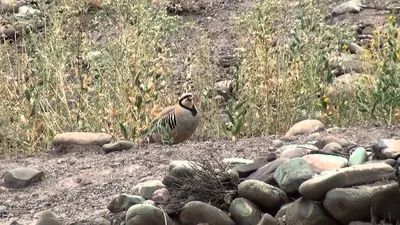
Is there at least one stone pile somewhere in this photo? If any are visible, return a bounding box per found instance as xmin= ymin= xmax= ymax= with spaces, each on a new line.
xmin=104 ymin=119 xmax=400 ymax=225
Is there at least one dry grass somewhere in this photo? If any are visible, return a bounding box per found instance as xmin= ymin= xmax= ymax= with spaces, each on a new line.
xmin=231 ymin=0 xmax=400 ymax=137
xmin=0 ymin=0 xmax=221 ymax=155
xmin=0 ymin=0 xmax=400 ymax=156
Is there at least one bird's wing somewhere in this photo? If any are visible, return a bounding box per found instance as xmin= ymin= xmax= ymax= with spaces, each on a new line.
xmin=149 ymin=105 xmax=178 ymax=133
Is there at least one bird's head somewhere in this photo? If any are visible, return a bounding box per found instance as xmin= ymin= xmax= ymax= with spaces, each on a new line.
xmin=178 ymin=92 xmax=196 ymax=109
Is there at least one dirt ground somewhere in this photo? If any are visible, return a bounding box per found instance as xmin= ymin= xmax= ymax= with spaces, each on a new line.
xmin=2 ymin=0 xmax=400 ymax=223
xmin=1 ymin=125 xmax=400 ymax=224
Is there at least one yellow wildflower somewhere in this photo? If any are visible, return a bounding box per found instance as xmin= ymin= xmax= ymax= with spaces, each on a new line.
xmin=341 ymin=44 xmax=349 ymax=52
xmin=388 ymin=15 xmax=396 ymax=23
xmin=370 ymin=39 xmax=375 ymax=48
xmin=372 ymin=30 xmax=379 ymax=36
xmin=323 ymin=97 xmax=329 ymax=103
xmin=360 ymin=75 xmax=369 ymax=83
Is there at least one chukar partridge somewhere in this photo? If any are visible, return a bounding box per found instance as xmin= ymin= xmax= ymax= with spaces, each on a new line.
xmin=147 ymin=92 xmax=201 ymax=145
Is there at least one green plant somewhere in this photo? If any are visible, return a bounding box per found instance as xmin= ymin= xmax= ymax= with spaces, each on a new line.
xmin=221 ymin=69 xmax=248 ymax=140
xmin=356 ymin=14 xmax=400 ymax=125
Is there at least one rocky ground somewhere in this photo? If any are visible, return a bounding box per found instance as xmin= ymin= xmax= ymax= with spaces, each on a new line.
xmin=1 ymin=120 xmax=400 ymax=225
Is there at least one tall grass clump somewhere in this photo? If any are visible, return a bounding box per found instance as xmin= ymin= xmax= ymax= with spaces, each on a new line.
xmin=231 ymin=0 xmax=353 ymax=137
xmin=356 ymin=14 xmax=400 ymax=125
xmin=0 ymin=0 xmax=218 ymax=156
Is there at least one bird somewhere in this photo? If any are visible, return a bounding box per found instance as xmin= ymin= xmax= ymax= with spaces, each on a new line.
xmin=146 ymin=92 xmax=201 ymax=145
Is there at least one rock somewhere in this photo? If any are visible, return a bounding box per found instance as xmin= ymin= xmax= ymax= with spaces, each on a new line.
xmin=168 ymin=160 xmax=199 ymax=177
xmin=349 ymin=42 xmax=364 ymax=54
xmin=35 ymin=211 xmax=63 ymax=225
xmin=278 ymin=145 xmax=315 ymax=159
xmin=339 ymin=163 xmax=395 ymax=186
xmin=331 ymin=0 xmax=361 ymax=16
xmin=307 ymin=132 xmax=321 ymax=140
xmin=214 ymin=80 xmax=234 ymax=98
xmin=15 ymin=5 xmax=41 ymax=18
xmin=52 ymin=132 xmax=112 ymax=146
xmin=298 ymin=171 xmax=346 ymax=200
xmin=329 ymin=54 xmax=360 ymax=69
xmin=214 ymin=95 xmax=226 ymax=103
xmin=258 ymin=213 xmax=278 ymax=225
xmin=266 ymin=153 xmax=278 ymax=162
xmin=363 ymin=158 xmax=396 ymax=166
xmin=9 ymin=220 xmax=23 ymax=225
xmin=0 ymin=24 xmax=17 ymax=40
xmin=274 ymin=158 xmax=314 ymax=194
xmin=234 ymin=158 xmax=270 ymax=178
xmin=275 ymin=204 xmax=290 ymax=219
xmin=0 ymin=204 xmax=6 ymax=214
xmin=284 ymin=119 xmax=324 ymax=137
xmin=348 ymin=222 xmax=373 ymax=225
xmin=349 ymin=147 xmax=368 ymax=166
xmin=271 ymin=140 xmax=284 ymax=148
xmin=143 ymin=200 xmax=156 ymax=206
xmin=332 ymin=73 xmax=374 ymax=95
xmin=169 ymin=160 xmax=194 ymax=171
xmin=372 ymin=139 xmax=400 ymax=159
xmin=229 ymin=197 xmax=262 ymax=225
xmin=102 ymin=140 xmax=134 ymax=153
xmin=107 ymin=194 xmax=145 ymax=213
xmin=3 ymin=167 xmax=44 ymax=189
xmin=86 ymin=51 xmax=103 ymax=61
xmin=238 ymin=180 xmax=288 ymax=211
xmin=87 ymin=0 xmax=103 ymax=10
xmin=314 ymin=135 xmax=355 ymax=149
xmin=152 ymin=188 xmax=170 ymax=204
xmin=321 ymin=142 xmax=342 ymax=154
xmin=125 ymin=204 xmax=173 ymax=225
xmin=131 ymin=180 xmax=165 ymax=199
xmin=324 ymin=181 xmax=396 ymax=224
xmin=280 ymin=135 xmax=297 ymax=142
xmin=226 ymin=169 xmax=240 ymax=184
xmin=302 ymin=154 xmax=348 ymax=173
xmin=179 ymin=201 xmax=235 ymax=225
xmin=371 ymin=182 xmax=400 ymax=222
xmin=247 ymin=158 xmax=289 ymax=183
xmin=223 ymin=158 xmax=254 ymax=169
xmin=286 ymin=197 xmax=338 ymax=225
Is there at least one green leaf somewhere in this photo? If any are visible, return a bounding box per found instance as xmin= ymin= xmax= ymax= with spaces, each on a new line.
xmin=234 ymin=116 xmax=245 ymax=134
xmin=134 ymin=72 xmax=141 ymax=88
xmin=24 ymin=90 xmax=31 ymax=101
xmin=30 ymin=98 xmax=37 ymax=117
xmin=235 ymin=100 xmax=246 ymax=110
xmin=221 ymin=124 xmax=230 ymax=137
xmin=119 ymin=122 xmax=128 ymax=139
xmin=226 ymin=110 xmax=235 ymax=125
xmin=136 ymin=96 xmax=143 ymax=112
